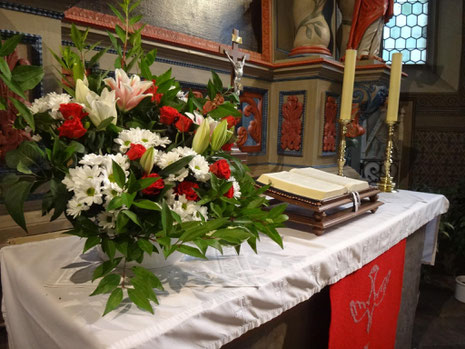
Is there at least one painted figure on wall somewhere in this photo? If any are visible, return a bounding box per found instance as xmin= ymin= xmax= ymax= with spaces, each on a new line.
xmin=338 ymin=0 xmax=394 ymax=59
xmin=290 ymin=0 xmax=331 ymax=56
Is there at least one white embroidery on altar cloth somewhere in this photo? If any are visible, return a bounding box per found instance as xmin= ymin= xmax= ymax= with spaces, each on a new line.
xmin=349 ymin=264 xmax=391 ymax=333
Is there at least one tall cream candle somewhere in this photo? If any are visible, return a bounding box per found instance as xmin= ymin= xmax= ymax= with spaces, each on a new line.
xmin=386 ymin=52 xmax=403 ymax=122
xmin=339 ymin=49 xmax=357 ymax=120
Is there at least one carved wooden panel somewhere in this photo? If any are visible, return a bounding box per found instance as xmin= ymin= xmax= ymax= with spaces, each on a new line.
xmin=237 ymin=89 xmax=267 ymax=154
xmin=278 ymin=91 xmax=306 ymax=156
xmin=322 ymin=94 xmax=339 ymax=154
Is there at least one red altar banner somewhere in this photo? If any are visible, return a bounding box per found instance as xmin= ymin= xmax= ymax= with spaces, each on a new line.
xmin=329 ymin=239 xmax=406 ymax=349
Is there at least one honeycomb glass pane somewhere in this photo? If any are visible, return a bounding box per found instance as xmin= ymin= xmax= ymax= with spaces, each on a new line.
xmin=382 ymin=0 xmax=428 ymax=65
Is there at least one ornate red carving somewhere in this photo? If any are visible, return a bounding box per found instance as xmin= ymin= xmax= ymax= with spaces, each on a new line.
xmin=236 ymin=91 xmax=263 ymax=153
xmin=0 ymin=50 xmax=31 ymax=160
xmin=346 ymin=104 xmax=366 ymax=138
xmin=347 ymin=0 xmax=394 ymax=50
xmin=280 ymin=96 xmax=303 ymax=151
xmin=323 ymin=96 xmax=338 ymax=152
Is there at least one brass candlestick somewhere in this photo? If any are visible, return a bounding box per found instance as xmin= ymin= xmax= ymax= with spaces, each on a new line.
xmin=377 ymin=121 xmax=397 ymax=192
xmin=337 ymin=119 xmax=351 ymax=176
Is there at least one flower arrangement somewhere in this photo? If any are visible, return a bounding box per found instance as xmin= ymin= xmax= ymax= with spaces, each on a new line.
xmin=1 ymin=0 xmax=287 ymax=315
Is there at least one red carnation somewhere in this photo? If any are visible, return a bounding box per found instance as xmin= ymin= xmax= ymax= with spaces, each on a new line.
xmin=175 ymin=115 xmax=193 ymax=133
xmin=57 ymin=118 xmax=87 ymax=139
xmin=141 ymin=173 xmax=164 ymax=196
xmin=224 ymin=186 xmax=234 ymax=198
xmin=147 ymin=80 xmax=163 ymax=104
xmin=159 ymin=106 xmax=179 ymax=125
xmin=59 ymin=103 xmax=88 ymax=120
xmin=175 ymin=181 xmax=199 ymax=201
xmin=209 ymin=159 xmax=231 ymax=180
xmin=222 ymin=115 xmax=239 ymax=129
xmin=127 ymin=143 xmax=146 ymax=160
xmin=221 ymin=142 xmax=234 ymax=151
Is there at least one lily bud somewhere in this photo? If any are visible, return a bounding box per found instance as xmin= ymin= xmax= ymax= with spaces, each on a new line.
xmin=140 ymin=147 xmax=155 ymax=174
xmin=75 ymin=78 xmax=90 ymax=106
xmin=210 ymin=119 xmax=229 ymax=151
xmin=192 ymin=118 xmax=210 ymax=154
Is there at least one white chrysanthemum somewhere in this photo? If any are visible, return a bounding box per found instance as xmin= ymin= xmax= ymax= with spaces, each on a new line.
xmin=166 ymin=168 xmax=189 ymax=182
xmin=66 ymin=198 xmax=89 ymax=218
xmin=47 ymin=92 xmax=72 ymax=119
xmin=62 ymin=165 xmax=102 ymax=192
xmin=114 ymin=127 xmax=171 ymax=152
xmin=164 ymin=188 xmax=175 ymax=205
xmin=174 ymin=146 xmax=197 ymax=157
xmin=79 ymin=154 xmax=107 ymax=167
xmin=189 ymin=155 xmax=211 ymax=182
xmin=169 ymin=195 xmax=208 ymax=222
xmin=157 ymin=149 xmax=182 ymax=169
xmin=96 ymin=211 xmax=117 ymax=230
xmin=28 ymin=95 xmax=50 ymax=114
xmin=228 ymin=176 xmax=242 ymax=199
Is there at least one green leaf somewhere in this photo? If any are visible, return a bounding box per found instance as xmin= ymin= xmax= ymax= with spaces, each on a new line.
xmin=108 ymin=4 xmax=125 ymax=22
xmin=93 ymin=258 xmax=122 ymax=281
xmin=70 ymin=24 xmax=83 ymax=50
xmin=16 ymin=160 xmax=32 ymax=174
xmin=208 ymin=103 xmax=242 ymax=118
xmin=96 ymin=117 xmax=115 ymax=131
xmin=211 ymin=71 xmax=223 ymax=91
xmin=102 ymin=238 xmax=116 ymax=260
xmin=161 ymin=200 xmax=172 ymax=234
xmin=0 ymin=75 xmax=26 ymax=99
xmin=137 ymin=239 xmax=153 ymax=255
xmin=112 ymin=160 xmax=126 ymax=188
xmin=138 ymin=176 xmax=159 ymax=190
xmin=83 ymin=236 xmax=101 ymax=252
xmin=129 ymin=0 xmax=141 ymax=13
xmin=132 ymin=266 xmax=164 ymax=290
xmin=107 ymin=196 xmax=124 ymax=211
xmin=0 ymin=96 xmax=6 ymax=110
xmin=114 ymin=24 xmax=126 ymax=43
xmin=121 ymin=192 xmax=136 ymax=208
xmin=127 ymin=288 xmax=153 ymax=314
xmin=177 ymin=245 xmax=207 ymax=259
xmin=116 ymin=211 xmax=130 ymax=233
xmin=50 ymin=180 xmax=69 ymax=221
xmin=0 ymin=34 xmax=23 ymax=56
xmin=207 ymin=80 xmax=216 ymax=100
xmin=159 ymin=155 xmax=194 ymax=177
xmin=91 ymin=274 xmax=121 ymax=296
xmin=131 ymin=277 xmax=158 ymax=304
xmin=129 ymin=14 xmax=143 ymax=25
xmin=12 ymin=65 xmax=44 ymax=91
xmin=103 ymin=288 xmax=123 ymax=316
xmin=9 ymin=97 xmax=34 ymax=131
xmin=122 ymin=210 xmax=141 ymax=227
xmin=0 ymin=58 xmax=11 ymax=80
xmin=2 ymin=177 xmax=33 ymax=231
xmin=212 ymin=228 xmax=252 ymax=244
xmin=133 ymin=200 xmax=161 ymax=211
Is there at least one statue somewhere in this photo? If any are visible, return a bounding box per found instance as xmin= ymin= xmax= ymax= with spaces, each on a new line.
xmin=290 ymin=0 xmax=331 ymax=56
xmin=344 ymin=0 xmax=394 ymax=59
xmin=221 ymin=29 xmax=249 ymax=96
xmin=225 ymin=52 xmax=246 ymax=94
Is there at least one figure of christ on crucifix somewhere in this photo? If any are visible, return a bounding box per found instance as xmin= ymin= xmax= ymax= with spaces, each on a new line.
xmin=222 ymin=29 xmax=250 ymax=95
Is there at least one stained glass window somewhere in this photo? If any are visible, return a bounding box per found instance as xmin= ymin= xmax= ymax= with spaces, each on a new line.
xmin=383 ymin=0 xmax=428 ymax=64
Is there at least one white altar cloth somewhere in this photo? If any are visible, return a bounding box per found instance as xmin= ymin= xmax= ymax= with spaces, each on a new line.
xmin=1 ymin=190 xmax=448 ymax=349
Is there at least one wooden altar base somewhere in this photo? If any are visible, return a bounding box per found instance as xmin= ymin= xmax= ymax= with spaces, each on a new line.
xmin=260 ymin=186 xmax=383 ymax=235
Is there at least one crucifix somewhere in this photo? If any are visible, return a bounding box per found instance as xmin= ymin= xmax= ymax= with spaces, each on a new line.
xmin=221 ymin=29 xmax=250 ymax=95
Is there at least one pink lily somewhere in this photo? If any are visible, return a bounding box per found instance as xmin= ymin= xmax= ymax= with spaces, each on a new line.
xmin=104 ymin=69 xmax=153 ymax=112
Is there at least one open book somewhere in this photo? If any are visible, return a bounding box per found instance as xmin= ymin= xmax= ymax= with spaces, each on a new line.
xmin=256 ymin=167 xmax=369 ymax=201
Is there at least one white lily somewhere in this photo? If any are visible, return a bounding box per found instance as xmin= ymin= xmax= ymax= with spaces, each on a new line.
xmin=86 ymin=88 xmax=118 ymax=127
xmin=75 ymin=78 xmax=90 ymax=107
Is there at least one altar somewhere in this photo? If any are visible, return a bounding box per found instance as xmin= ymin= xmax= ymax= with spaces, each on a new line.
xmin=1 ymin=190 xmax=448 ymax=349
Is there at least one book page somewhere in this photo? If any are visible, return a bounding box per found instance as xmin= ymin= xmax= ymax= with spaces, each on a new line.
xmin=257 ymin=172 xmax=347 ymax=201
xmin=290 ymin=167 xmax=369 ymax=192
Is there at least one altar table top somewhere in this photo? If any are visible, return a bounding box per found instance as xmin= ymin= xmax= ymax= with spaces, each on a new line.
xmin=1 ymin=190 xmax=448 ymax=349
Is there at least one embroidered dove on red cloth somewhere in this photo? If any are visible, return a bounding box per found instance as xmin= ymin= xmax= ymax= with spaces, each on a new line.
xmin=329 ymin=239 xmax=406 ymax=349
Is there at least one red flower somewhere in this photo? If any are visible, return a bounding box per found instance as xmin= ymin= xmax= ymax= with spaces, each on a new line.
xmin=127 ymin=143 xmax=146 ymax=160
xmin=147 ymin=80 xmax=163 ymax=104
xmin=59 ymin=103 xmax=88 ymax=120
xmin=175 ymin=181 xmax=199 ymax=201
xmin=224 ymin=186 xmax=234 ymax=198
xmin=221 ymin=142 xmax=234 ymax=151
xmin=141 ymin=173 xmax=164 ymax=196
xmin=209 ymin=159 xmax=231 ymax=180
xmin=222 ymin=116 xmax=239 ymax=129
xmin=175 ymin=115 xmax=193 ymax=132
xmin=159 ymin=106 xmax=179 ymax=125
xmin=58 ymin=118 xmax=87 ymax=139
